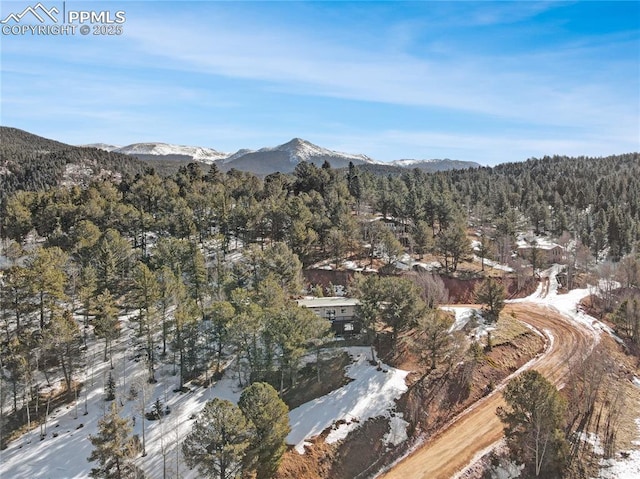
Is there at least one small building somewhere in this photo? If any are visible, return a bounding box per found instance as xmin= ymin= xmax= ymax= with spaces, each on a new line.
xmin=361 ymin=216 xmax=412 ymax=247
xmin=297 ymin=297 xmax=361 ymax=336
xmin=517 ymin=243 xmax=564 ymax=264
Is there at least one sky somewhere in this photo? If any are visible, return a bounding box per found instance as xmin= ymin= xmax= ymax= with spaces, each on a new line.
xmin=1 ymin=1 xmax=638 ymax=165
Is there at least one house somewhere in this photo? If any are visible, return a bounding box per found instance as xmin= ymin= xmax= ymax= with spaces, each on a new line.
xmin=297 ymin=297 xmax=361 ymax=336
xmin=361 ymin=216 xmax=412 ymax=246
xmin=517 ymin=240 xmax=564 ymax=264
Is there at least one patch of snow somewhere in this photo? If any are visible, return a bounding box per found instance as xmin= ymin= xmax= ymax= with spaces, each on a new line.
xmin=414 ymin=261 xmax=442 ymax=271
xmin=287 ymin=347 xmax=409 ymax=454
xmin=515 ymin=232 xmax=561 ymax=251
xmin=491 ymin=461 xmax=524 ymax=479
xmin=473 ymin=255 xmax=514 ymax=272
xmin=384 ymin=413 xmax=409 ymax=447
xmin=597 ymin=419 xmax=640 ymax=479
xmin=633 ymin=377 xmax=640 ymax=389
xmin=441 ymin=306 xmax=480 ymax=332
xmin=508 ymin=265 xmax=607 ymax=340
xmin=80 ymin=143 xmax=120 ymax=151
xmin=343 ymin=260 xmax=366 ymax=272
xmin=578 ymin=431 xmax=604 ymax=456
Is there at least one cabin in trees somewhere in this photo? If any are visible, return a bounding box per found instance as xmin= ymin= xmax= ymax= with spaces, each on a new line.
xmin=517 ymin=239 xmax=564 ymax=265
xmin=362 ymin=216 xmax=412 ymax=247
xmin=297 ymin=297 xmax=361 ymax=336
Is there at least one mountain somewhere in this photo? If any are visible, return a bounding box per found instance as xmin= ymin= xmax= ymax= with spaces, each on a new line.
xmin=219 ymin=138 xmax=376 ymax=174
xmin=89 ymin=142 xmax=228 ymax=164
xmin=0 ymin=127 xmax=146 ymax=200
xmin=80 ymin=143 xmax=120 ymax=152
xmin=391 ymin=158 xmax=480 ymax=172
xmin=83 ymin=137 xmax=479 ymax=175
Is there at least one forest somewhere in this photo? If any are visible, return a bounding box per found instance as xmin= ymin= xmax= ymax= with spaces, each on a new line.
xmin=0 ymin=138 xmax=639 ymax=478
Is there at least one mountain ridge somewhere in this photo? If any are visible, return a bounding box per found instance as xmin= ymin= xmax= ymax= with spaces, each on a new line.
xmin=86 ymin=137 xmax=478 ymax=174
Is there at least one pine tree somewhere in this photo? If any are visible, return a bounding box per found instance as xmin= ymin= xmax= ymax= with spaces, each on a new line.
xmin=94 ymin=289 xmax=119 ymax=364
xmin=182 ymin=398 xmax=254 ymax=479
xmin=413 ymin=310 xmax=455 ymax=371
xmin=27 ymin=246 xmax=68 ymax=330
xmin=87 ymin=402 xmax=137 ymax=479
xmin=474 ymin=277 xmax=506 ymax=323
xmin=497 ymin=370 xmax=568 ymax=478
xmin=238 ymin=382 xmax=290 ymax=479
xmin=105 ymin=371 xmax=116 ymax=401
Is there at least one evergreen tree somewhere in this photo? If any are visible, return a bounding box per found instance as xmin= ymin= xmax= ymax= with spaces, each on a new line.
xmin=413 ymin=310 xmax=455 ymax=370
xmin=87 ymin=402 xmax=137 ymax=479
xmin=437 ymin=220 xmax=469 ymax=273
xmin=498 ymin=370 xmax=568 ymax=478
xmin=27 ymin=246 xmax=68 ymax=330
xmin=182 ymin=398 xmax=254 ymax=479
xmin=44 ymin=309 xmax=81 ymax=393
xmin=105 ymin=371 xmax=116 ymax=401
xmin=130 ymin=261 xmax=161 ymax=382
xmin=93 ymin=290 xmax=120 ymax=363
xmin=474 ymin=277 xmax=506 ymax=323
xmin=238 ymin=382 xmax=290 ymax=479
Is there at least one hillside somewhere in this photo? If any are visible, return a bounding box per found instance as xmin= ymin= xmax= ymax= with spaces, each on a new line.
xmin=391 ymin=158 xmax=480 ymax=172
xmin=0 ymin=127 xmax=147 ymax=200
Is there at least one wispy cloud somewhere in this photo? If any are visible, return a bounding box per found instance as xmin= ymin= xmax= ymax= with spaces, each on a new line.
xmin=1 ymin=1 xmax=637 ymax=164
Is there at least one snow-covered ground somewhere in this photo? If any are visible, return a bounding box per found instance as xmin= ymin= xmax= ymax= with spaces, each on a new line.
xmin=508 ymin=265 xmax=640 ymax=478
xmin=441 ymin=306 xmax=498 ymax=340
xmin=508 ymin=264 xmax=611 ymax=340
xmin=0 ymin=333 xmax=408 ymax=478
xmin=597 ymin=417 xmax=640 ymax=479
xmin=287 ymin=347 xmax=409 ymax=453
xmin=472 ymin=255 xmax=514 ymax=272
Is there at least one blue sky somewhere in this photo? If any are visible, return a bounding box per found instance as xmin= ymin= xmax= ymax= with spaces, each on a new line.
xmin=1 ymin=1 xmax=638 ymax=165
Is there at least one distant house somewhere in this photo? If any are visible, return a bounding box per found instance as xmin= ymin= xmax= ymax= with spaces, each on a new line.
xmin=517 ymin=242 xmax=564 ymax=264
xmin=297 ymin=297 xmax=361 ymax=336
xmin=362 ymin=216 xmax=412 ymax=246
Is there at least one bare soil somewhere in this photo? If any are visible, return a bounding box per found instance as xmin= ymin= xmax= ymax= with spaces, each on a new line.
xmin=276 ymin=307 xmax=546 ymax=479
xmin=378 ymin=303 xmax=600 ymax=479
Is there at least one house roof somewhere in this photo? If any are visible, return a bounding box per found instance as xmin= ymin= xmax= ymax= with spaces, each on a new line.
xmin=297 ymin=297 xmax=360 ymax=308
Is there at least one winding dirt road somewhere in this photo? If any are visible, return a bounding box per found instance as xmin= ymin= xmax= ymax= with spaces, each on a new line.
xmin=378 ymin=302 xmax=596 ymax=479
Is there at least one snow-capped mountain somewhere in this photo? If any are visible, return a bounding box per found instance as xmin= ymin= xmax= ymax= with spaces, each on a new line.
xmin=86 ymin=142 xmax=228 ymax=164
xmin=391 ymin=158 xmax=480 ymax=172
xmin=220 ymin=138 xmax=376 ymax=174
xmin=83 ymin=137 xmax=479 ymax=174
xmin=80 ymin=143 xmax=121 ymax=152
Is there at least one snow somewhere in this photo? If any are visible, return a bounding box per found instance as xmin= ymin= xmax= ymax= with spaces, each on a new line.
xmin=384 ymin=413 xmax=409 ymax=447
xmin=442 ymin=306 xmax=480 ymax=332
xmin=508 ymin=264 xmax=608 ymax=339
xmin=0 ymin=329 xmax=408 ymax=477
xmin=111 ymin=143 xmax=228 ymax=163
xmin=287 ymin=347 xmax=409 ymax=454
xmin=473 ymin=255 xmax=514 ymax=272
xmin=578 ymin=431 xmax=604 ymax=456
xmin=515 ymin=232 xmax=561 ymax=251
xmin=391 ymin=159 xmax=438 ymax=167
xmin=223 ymin=138 xmax=376 ymax=166
xmin=414 ymin=260 xmax=442 ymax=271
xmin=80 ymin=143 xmax=120 ymax=151
xmin=597 ymin=419 xmax=640 ymax=479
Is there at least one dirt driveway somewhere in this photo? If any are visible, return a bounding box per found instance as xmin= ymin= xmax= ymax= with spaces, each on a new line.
xmin=378 ymin=302 xmax=596 ymax=479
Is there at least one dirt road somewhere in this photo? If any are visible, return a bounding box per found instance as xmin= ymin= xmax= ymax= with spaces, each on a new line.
xmin=378 ymin=303 xmax=596 ymax=479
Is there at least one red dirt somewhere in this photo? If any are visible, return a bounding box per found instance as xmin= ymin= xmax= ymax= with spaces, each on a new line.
xmin=378 ymin=303 xmax=597 ymax=479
